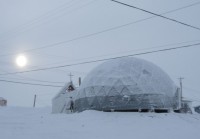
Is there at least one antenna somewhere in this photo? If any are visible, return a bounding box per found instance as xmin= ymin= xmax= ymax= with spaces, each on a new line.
xmin=69 ymin=72 xmax=74 ymax=83
xmin=33 ymin=94 xmax=37 ymax=108
xmin=79 ymin=77 xmax=81 ymax=86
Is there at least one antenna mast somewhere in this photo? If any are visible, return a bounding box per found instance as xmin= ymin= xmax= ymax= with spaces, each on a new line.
xmin=69 ymin=72 xmax=74 ymax=83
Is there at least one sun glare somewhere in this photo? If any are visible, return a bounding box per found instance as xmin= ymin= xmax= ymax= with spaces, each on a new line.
xmin=16 ymin=54 xmax=27 ymax=67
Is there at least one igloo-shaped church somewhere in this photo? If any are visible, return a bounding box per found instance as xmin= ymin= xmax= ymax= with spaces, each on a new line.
xmin=52 ymin=57 xmax=181 ymax=113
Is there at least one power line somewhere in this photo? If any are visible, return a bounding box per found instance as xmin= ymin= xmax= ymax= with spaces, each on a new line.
xmin=111 ymin=0 xmax=200 ymax=31
xmin=0 ymin=1 xmax=200 ymax=57
xmin=0 ymin=0 xmax=74 ymax=38
xmin=0 ymin=42 xmax=199 ymax=76
xmin=159 ymin=1 xmax=200 ymax=14
xmin=12 ymin=39 xmax=200 ymax=68
xmin=0 ymin=76 xmax=65 ymax=84
xmin=0 ymin=79 xmax=63 ymax=88
xmin=0 ymin=67 xmax=65 ymax=86
xmin=0 ymin=67 xmax=66 ymax=84
xmin=0 ymin=0 xmax=97 ymax=52
xmin=0 ymin=0 xmax=95 ymax=39
xmin=43 ymin=39 xmax=200 ymax=65
xmin=1 ymin=39 xmax=199 ymax=76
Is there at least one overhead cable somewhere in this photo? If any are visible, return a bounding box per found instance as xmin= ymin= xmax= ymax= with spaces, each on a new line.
xmin=0 ymin=79 xmax=63 ymax=88
xmin=1 ymin=1 xmax=200 ymax=57
xmin=0 ymin=42 xmax=199 ymax=76
xmin=0 ymin=0 xmax=96 ymax=42
xmin=111 ymin=0 xmax=200 ymax=31
xmin=15 ymin=39 xmax=200 ymax=68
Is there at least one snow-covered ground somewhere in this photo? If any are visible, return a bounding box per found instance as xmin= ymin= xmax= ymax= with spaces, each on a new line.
xmin=0 ymin=107 xmax=200 ymax=139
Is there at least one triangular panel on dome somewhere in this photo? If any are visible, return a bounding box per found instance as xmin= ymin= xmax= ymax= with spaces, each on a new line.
xmin=114 ymin=79 xmax=125 ymax=86
xmin=107 ymin=87 xmax=120 ymax=96
xmin=126 ymin=85 xmax=143 ymax=95
xmin=87 ymin=97 xmax=96 ymax=107
xmin=78 ymin=88 xmax=87 ymax=99
xmin=96 ymin=86 xmax=106 ymax=96
xmin=120 ymin=76 xmax=135 ymax=86
xmin=81 ymin=99 xmax=90 ymax=111
xmin=85 ymin=77 xmax=96 ymax=87
xmin=92 ymin=76 xmax=104 ymax=86
xmin=114 ymin=85 xmax=125 ymax=95
xmin=129 ymin=67 xmax=141 ymax=80
xmin=85 ymin=87 xmax=96 ymax=97
xmin=104 ymin=86 xmax=112 ymax=96
xmin=104 ymin=77 xmax=118 ymax=86
xmin=96 ymin=96 xmax=106 ymax=107
xmin=142 ymin=84 xmax=156 ymax=94
xmin=121 ymin=86 xmax=132 ymax=96
xmin=113 ymin=79 xmax=125 ymax=93
xmin=90 ymin=96 xmax=101 ymax=110
xmin=75 ymin=91 xmax=81 ymax=100
xmin=75 ymin=97 xmax=90 ymax=112
xmin=93 ymin=86 xmax=103 ymax=96
xmin=135 ymin=94 xmax=148 ymax=108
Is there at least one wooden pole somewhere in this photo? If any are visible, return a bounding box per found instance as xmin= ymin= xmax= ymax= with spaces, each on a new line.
xmin=178 ymin=77 xmax=184 ymax=100
xmin=33 ymin=94 xmax=37 ymax=108
xmin=79 ymin=77 xmax=81 ymax=86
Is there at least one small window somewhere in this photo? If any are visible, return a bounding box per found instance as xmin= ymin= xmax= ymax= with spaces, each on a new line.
xmin=67 ymin=85 xmax=75 ymax=92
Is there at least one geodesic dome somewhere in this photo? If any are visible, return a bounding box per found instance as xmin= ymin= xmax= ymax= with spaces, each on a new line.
xmin=74 ymin=57 xmax=179 ymax=112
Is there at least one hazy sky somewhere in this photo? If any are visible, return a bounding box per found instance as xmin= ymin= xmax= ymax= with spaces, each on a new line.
xmin=0 ymin=0 xmax=200 ymax=107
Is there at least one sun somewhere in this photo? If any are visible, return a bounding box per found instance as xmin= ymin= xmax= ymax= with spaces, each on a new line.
xmin=16 ymin=54 xmax=28 ymax=67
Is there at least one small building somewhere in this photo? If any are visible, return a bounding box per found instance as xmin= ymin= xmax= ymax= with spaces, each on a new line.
xmin=177 ymin=100 xmax=193 ymax=113
xmin=52 ymin=82 xmax=76 ymax=113
xmin=0 ymin=97 xmax=7 ymax=106
xmin=194 ymin=105 xmax=200 ymax=114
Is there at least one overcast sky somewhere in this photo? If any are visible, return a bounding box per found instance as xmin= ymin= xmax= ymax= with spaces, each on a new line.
xmin=0 ymin=0 xmax=200 ymax=107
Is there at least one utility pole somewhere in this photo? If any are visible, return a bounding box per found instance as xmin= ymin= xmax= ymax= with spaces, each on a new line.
xmin=78 ymin=77 xmax=81 ymax=86
xmin=178 ymin=77 xmax=184 ymax=101
xmin=33 ymin=94 xmax=37 ymax=108
xmin=69 ymin=72 xmax=74 ymax=83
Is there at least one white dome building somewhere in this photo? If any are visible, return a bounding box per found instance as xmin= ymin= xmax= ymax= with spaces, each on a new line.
xmin=74 ymin=57 xmax=180 ymax=112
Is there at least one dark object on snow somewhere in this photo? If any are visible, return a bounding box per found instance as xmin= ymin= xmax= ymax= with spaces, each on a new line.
xmin=0 ymin=97 xmax=7 ymax=106
xmin=175 ymin=100 xmax=192 ymax=114
xmin=69 ymin=98 xmax=74 ymax=112
xmin=194 ymin=106 xmax=200 ymax=114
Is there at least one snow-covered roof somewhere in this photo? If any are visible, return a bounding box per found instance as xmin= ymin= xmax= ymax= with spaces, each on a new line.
xmin=52 ymin=82 xmax=77 ymax=113
xmin=53 ymin=82 xmax=76 ymax=100
xmin=79 ymin=57 xmax=177 ymax=97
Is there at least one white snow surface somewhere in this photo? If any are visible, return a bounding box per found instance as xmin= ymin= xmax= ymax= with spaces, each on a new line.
xmin=0 ymin=106 xmax=200 ymax=139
